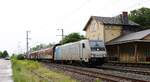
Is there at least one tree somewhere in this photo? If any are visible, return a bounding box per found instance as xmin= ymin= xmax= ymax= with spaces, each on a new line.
xmin=0 ymin=51 xmax=3 ymax=58
xmin=2 ymin=50 xmax=9 ymax=58
xmin=61 ymin=32 xmax=85 ymax=44
xmin=47 ymin=43 xmax=54 ymax=48
xmin=30 ymin=43 xmax=54 ymax=52
xmin=30 ymin=44 xmax=47 ymax=51
xmin=129 ymin=7 xmax=150 ymax=29
xmin=16 ymin=54 xmax=24 ymax=60
xmin=10 ymin=53 xmax=16 ymax=59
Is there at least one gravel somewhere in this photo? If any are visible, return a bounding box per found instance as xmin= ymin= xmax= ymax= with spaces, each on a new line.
xmin=44 ymin=64 xmax=99 ymax=82
xmin=43 ymin=63 xmax=150 ymax=82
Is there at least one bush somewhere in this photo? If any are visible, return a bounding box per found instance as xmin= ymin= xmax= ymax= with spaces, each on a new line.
xmin=17 ymin=54 xmax=24 ymax=60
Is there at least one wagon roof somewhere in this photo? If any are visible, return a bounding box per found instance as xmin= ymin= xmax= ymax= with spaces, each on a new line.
xmin=30 ymin=47 xmax=53 ymax=54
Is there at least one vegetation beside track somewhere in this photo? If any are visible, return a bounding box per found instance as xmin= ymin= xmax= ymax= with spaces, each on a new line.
xmin=11 ymin=58 xmax=77 ymax=82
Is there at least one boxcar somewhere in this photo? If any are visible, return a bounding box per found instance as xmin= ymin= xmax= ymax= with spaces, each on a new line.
xmin=28 ymin=48 xmax=53 ymax=60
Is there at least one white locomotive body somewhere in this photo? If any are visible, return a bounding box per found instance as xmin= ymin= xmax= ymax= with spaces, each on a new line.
xmin=54 ymin=40 xmax=107 ymax=65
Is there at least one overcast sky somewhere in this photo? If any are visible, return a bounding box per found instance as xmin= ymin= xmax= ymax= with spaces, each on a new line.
xmin=0 ymin=0 xmax=150 ymax=54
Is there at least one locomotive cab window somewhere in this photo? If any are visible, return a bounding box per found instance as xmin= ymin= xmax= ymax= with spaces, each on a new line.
xmin=82 ymin=43 xmax=85 ymax=48
xmin=89 ymin=40 xmax=105 ymax=51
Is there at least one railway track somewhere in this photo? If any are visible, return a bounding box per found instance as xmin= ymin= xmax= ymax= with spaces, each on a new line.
xmin=106 ymin=61 xmax=150 ymax=68
xmin=42 ymin=62 xmax=150 ymax=82
xmin=98 ymin=64 xmax=150 ymax=76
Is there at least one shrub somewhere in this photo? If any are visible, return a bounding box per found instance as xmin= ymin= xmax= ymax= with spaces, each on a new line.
xmin=17 ymin=54 xmax=25 ymax=60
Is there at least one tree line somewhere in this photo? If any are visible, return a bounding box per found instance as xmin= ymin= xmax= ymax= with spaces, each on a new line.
xmin=30 ymin=32 xmax=85 ymax=51
xmin=30 ymin=43 xmax=54 ymax=52
xmin=129 ymin=7 xmax=150 ymax=29
xmin=0 ymin=50 xmax=9 ymax=58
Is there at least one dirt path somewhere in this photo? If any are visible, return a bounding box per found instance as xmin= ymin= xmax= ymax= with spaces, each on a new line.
xmin=0 ymin=59 xmax=13 ymax=82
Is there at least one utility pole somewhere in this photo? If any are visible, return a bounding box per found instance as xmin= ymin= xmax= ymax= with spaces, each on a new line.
xmin=26 ymin=30 xmax=31 ymax=57
xmin=57 ymin=29 xmax=64 ymax=44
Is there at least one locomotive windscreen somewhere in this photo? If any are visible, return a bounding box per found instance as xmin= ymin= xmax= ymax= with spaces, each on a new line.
xmin=89 ymin=40 xmax=105 ymax=51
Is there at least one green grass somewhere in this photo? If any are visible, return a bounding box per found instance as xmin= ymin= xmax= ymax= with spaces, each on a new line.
xmin=95 ymin=78 xmax=101 ymax=82
xmin=12 ymin=59 xmax=77 ymax=82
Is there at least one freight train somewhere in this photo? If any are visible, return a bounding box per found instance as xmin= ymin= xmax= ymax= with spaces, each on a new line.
xmin=27 ymin=40 xmax=107 ymax=66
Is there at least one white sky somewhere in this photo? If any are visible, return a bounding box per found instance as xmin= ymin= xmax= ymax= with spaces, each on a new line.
xmin=0 ymin=0 xmax=150 ymax=54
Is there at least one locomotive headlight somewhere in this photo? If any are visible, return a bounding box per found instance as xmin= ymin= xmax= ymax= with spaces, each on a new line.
xmin=103 ymin=54 xmax=105 ymax=57
xmin=91 ymin=54 xmax=94 ymax=57
xmin=103 ymin=54 xmax=106 ymax=57
xmin=91 ymin=54 xmax=95 ymax=57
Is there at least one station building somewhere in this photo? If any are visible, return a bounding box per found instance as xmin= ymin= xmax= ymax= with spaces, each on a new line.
xmin=83 ymin=12 xmax=150 ymax=63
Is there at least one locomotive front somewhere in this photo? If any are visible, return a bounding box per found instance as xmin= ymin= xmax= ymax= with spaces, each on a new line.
xmin=89 ymin=40 xmax=107 ymax=65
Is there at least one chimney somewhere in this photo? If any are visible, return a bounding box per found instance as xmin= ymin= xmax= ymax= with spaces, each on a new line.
xmin=122 ymin=12 xmax=128 ymax=25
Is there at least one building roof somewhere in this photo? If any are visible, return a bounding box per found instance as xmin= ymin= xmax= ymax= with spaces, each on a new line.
xmin=94 ymin=16 xmax=139 ymax=26
xmin=106 ymin=29 xmax=150 ymax=45
xmin=83 ymin=16 xmax=140 ymax=31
